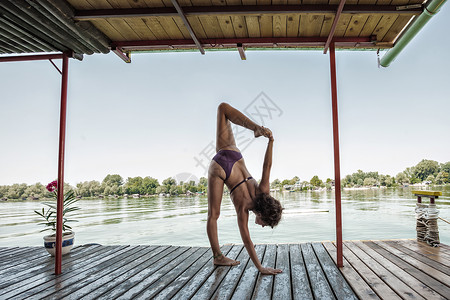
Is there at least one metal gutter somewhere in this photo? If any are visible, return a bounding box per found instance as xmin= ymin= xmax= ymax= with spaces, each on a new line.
xmin=380 ymin=0 xmax=447 ymax=67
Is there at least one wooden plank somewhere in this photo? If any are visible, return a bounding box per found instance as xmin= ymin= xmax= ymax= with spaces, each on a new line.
xmin=320 ymin=15 xmax=334 ymax=38
xmin=323 ymin=242 xmax=380 ymax=300
xmin=366 ymin=241 xmax=450 ymax=298
xmin=217 ymin=16 xmax=236 ymax=38
xmin=122 ymin=17 xmax=158 ymax=39
xmin=382 ymin=15 xmax=413 ymax=42
xmin=0 ymin=247 xmax=19 ymax=256
xmin=152 ymin=246 xmax=220 ymax=300
xmin=230 ymin=245 xmax=266 ymax=300
xmin=273 ymin=15 xmax=287 ymax=38
xmin=198 ymin=16 xmax=225 ymax=38
xmin=98 ymin=246 xmax=188 ymax=299
xmin=252 ymin=244 xmax=276 ymax=300
xmin=312 ymin=243 xmax=358 ymax=300
xmin=0 ymin=245 xmax=100 ymax=275
xmin=136 ymin=247 xmax=209 ymax=299
xmin=0 ymin=245 xmax=134 ymax=299
xmin=332 ymin=14 xmax=352 ymax=37
xmin=0 ymin=248 xmax=46 ymax=269
xmin=231 ymin=16 xmax=248 ymax=38
xmin=387 ymin=241 xmax=450 ymax=273
xmin=399 ymin=240 xmax=450 ymax=263
xmin=286 ymin=14 xmax=300 ymax=37
xmin=29 ymin=246 xmax=149 ymax=299
xmin=299 ymin=15 xmax=325 ymax=37
xmin=191 ymin=245 xmax=244 ymax=299
xmin=246 ymin=16 xmax=261 ymax=38
xmin=91 ymin=19 xmax=126 ymax=41
xmin=59 ymin=246 xmax=166 ymax=299
xmin=344 ymin=15 xmax=369 ymax=37
xmin=170 ymin=245 xmax=234 ymax=300
xmin=346 ymin=242 xmax=425 ymax=300
xmin=140 ymin=17 xmax=170 ymax=39
xmin=372 ymin=15 xmax=399 ymax=41
xmin=272 ymin=244 xmax=291 ymax=300
xmin=359 ymin=15 xmax=382 ymax=37
xmin=301 ymin=243 xmax=336 ymax=299
xmin=211 ymin=245 xmax=250 ymax=300
xmin=186 ymin=16 xmax=208 ymax=39
xmin=116 ymin=246 xmax=199 ymax=299
xmin=374 ymin=241 xmax=450 ymax=284
xmin=356 ymin=241 xmax=446 ymax=300
xmin=157 ymin=16 xmax=186 ymax=39
xmin=289 ymin=244 xmax=313 ymax=300
xmin=172 ymin=16 xmax=194 ymax=39
xmin=341 ymin=242 xmax=401 ymax=299
xmin=0 ymin=247 xmax=37 ymax=262
xmin=259 ymin=16 xmax=273 ymax=38
xmin=0 ymin=245 xmax=109 ymax=292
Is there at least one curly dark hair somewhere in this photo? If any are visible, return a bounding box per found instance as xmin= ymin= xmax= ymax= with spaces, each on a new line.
xmin=252 ymin=193 xmax=283 ymax=228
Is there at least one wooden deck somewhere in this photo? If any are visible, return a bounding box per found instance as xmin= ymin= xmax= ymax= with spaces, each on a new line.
xmin=0 ymin=240 xmax=449 ymax=299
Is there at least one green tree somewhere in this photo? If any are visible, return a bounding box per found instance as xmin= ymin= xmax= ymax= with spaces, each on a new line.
xmin=125 ymin=177 xmax=143 ymax=195
xmin=102 ymin=174 xmax=123 ymax=186
xmin=197 ymin=177 xmax=207 ymax=193
xmin=440 ymin=162 xmax=450 ymax=174
xmin=396 ymin=172 xmax=409 ymax=185
xmin=289 ymin=176 xmax=300 ymax=185
xmin=363 ymin=178 xmax=377 ymax=186
xmin=310 ymin=176 xmax=323 ymax=187
xmin=0 ymin=185 xmax=8 ymax=198
xmin=142 ymin=177 xmax=159 ymax=195
xmin=414 ymin=159 xmax=439 ymax=181
xmin=23 ymin=183 xmax=46 ymax=199
xmin=435 ymin=171 xmax=449 ymax=184
xmin=6 ymin=183 xmax=28 ymax=199
xmin=426 ymin=175 xmax=435 ymax=184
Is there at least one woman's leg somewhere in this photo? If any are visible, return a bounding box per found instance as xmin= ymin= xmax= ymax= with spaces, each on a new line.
xmin=207 ymin=170 xmax=239 ymax=265
xmin=215 ymin=102 xmax=262 ymax=152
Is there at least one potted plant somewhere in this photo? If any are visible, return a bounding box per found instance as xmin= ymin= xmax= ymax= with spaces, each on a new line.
xmin=34 ymin=180 xmax=80 ymax=256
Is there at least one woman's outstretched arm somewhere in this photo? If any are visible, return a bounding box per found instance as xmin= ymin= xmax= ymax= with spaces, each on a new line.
xmin=259 ymin=136 xmax=274 ymax=194
xmin=237 ymin=209 xmax=282 ymax=275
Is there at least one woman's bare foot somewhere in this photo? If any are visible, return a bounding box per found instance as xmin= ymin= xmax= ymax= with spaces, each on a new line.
xmin=214 ymin=255 xmax=240 ymax=266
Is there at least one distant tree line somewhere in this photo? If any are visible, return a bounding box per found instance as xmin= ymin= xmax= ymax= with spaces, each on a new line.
xmin=1 ymin=159 xmax=448 ymax=200
xmin=269 ymin=159 xmax=450 ymax=191
xmin=0 ymin=174 xmax=208 ymax=200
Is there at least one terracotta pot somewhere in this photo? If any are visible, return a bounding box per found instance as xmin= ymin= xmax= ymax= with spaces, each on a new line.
xmin=43 ymin=231 xmax=75 ymax=256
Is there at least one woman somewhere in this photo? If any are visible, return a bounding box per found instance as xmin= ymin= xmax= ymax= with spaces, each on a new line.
xmin=207 ymin=102 xmax=283 ymax=275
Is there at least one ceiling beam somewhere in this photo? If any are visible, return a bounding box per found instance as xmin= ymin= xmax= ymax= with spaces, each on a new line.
xmin=171 ymin=0 xmax=204 ymax=55
xmin=74 ymin=4 xmax=422 ymax=20
xmin=237 ymin=43 xmax=246 ymax=60
xmin=324 ymin=0 xmax=346 ymax=54
xmin=112 ymin=37 xmax=380 ymax=51
xmin=112 ymin=46 xmax=131 ymax=63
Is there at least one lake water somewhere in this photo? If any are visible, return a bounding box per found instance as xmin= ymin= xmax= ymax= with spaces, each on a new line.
xmin=1 ymin=186 xmax=449 ymax=247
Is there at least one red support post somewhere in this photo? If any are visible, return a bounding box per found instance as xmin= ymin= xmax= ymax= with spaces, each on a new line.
xmin=329 ymin=43 xmax=343 ymax=268
xmin=55 ymin=52 xmax=69 ymax=275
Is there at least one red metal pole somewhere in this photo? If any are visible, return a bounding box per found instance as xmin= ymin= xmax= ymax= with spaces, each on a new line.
xmin=329 ymin=43 xmax=343 ymax=267
xmin=55 ymin=52 xmax=69 ymax=275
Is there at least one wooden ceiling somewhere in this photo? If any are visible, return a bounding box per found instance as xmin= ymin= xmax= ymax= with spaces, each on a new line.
xmin=0 ymin=0 xmax=428 ymax=61
xmin=67 ymin=0 xmax=424 ymax=56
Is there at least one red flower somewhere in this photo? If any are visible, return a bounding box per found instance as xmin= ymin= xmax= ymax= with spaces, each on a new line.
xmin=46 ymin=180 xmax=58 ymax=192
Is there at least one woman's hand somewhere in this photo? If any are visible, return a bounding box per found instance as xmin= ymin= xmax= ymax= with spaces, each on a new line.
xmin=254 ymin=126 xmax=273 ymax=139
xmin=259 ymin=267 xmax=282 ymax=275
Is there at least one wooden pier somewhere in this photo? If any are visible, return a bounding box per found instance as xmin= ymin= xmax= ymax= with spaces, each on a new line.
xmin=0 ymin=240 xmax=449 ymax=299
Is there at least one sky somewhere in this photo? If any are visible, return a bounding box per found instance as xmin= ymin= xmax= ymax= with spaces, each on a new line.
xmin=1 ymin=9 xmax=450 ymax=187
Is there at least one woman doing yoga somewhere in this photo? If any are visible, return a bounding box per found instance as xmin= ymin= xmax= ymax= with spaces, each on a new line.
xmin=207 ymin=103 xmax=283 ymax=275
